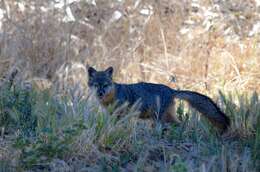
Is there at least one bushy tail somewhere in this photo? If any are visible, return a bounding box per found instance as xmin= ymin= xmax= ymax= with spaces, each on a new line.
xmin=173 ymin=90 xmax=230 ymax=133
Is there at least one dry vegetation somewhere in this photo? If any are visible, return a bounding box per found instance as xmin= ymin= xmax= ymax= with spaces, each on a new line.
xmin=0 ymin=0 xmax=260 ymax=171
xmin=0 ymin=0 xmax=259 ymax=93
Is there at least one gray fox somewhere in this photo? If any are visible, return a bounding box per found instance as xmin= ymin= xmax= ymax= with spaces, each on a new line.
xmin=87 ymin=66 xmax=230 ymax=133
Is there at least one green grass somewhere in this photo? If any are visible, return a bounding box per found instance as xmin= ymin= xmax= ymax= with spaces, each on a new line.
xmin=0 ymin=84 xmax=259 ymax=171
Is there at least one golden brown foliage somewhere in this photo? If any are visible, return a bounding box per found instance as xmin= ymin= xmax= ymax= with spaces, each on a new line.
xmin=0 ymin=0 xmax=259 ymax=94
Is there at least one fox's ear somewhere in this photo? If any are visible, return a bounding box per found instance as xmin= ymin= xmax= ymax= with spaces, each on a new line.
xmin=105 ymin=66 xmax=113 ymax=77
xmin=88 ymin=67 xmax=97 ymax=78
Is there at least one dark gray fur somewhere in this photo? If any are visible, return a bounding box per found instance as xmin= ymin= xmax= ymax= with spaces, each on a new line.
xmin=87 ymin=66 xmax=230 ymax=132
xmin=114 ymin=82 xmax=173 ymax=120
xmin=114 ymin=82 xmax=230 ymax=131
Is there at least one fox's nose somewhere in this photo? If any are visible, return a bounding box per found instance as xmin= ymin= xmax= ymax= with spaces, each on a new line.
xmin=98 ymin=92 xmax=104 ymax=97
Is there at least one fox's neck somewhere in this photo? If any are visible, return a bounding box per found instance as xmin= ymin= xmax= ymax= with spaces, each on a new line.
xmin=100 ymin=83 xmax=117 ymax=106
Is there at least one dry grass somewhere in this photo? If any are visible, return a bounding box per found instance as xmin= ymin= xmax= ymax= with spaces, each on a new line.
xmin=0 ymin=0 xmax=259 ymax=94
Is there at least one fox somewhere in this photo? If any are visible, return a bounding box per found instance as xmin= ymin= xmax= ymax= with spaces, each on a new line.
xmin=87 ymin=66 xmax=230 ymax=133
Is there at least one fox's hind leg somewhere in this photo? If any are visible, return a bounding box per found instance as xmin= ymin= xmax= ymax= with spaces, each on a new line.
xmin=161 ymin=98 xmax=180 ymax=124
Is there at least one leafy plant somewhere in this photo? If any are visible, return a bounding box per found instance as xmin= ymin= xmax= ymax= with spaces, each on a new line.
xmin=14 ymin=121 xmax=85 ymax=170
xmin=0 ymin=83 xmax=37 ymax=136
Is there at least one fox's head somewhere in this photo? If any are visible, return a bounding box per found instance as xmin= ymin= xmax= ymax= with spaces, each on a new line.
xmin=87 ymin=66 xmax=115 ymax=105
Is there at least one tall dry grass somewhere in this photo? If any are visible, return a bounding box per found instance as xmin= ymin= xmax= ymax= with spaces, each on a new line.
xmin=0 ymin=0 xmax=259 ymax=95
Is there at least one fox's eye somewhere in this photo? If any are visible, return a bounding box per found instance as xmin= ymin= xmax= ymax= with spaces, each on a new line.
xmin=103 ymin=84 xmax=109 ymax=88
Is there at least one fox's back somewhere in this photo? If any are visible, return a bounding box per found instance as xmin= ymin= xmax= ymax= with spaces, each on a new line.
xmin=114 ymin=82 xmax=174 ymax=117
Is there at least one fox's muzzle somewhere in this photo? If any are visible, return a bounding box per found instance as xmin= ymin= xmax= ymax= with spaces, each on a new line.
xmin=97 ymin=90 xmax=105 ymax=98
